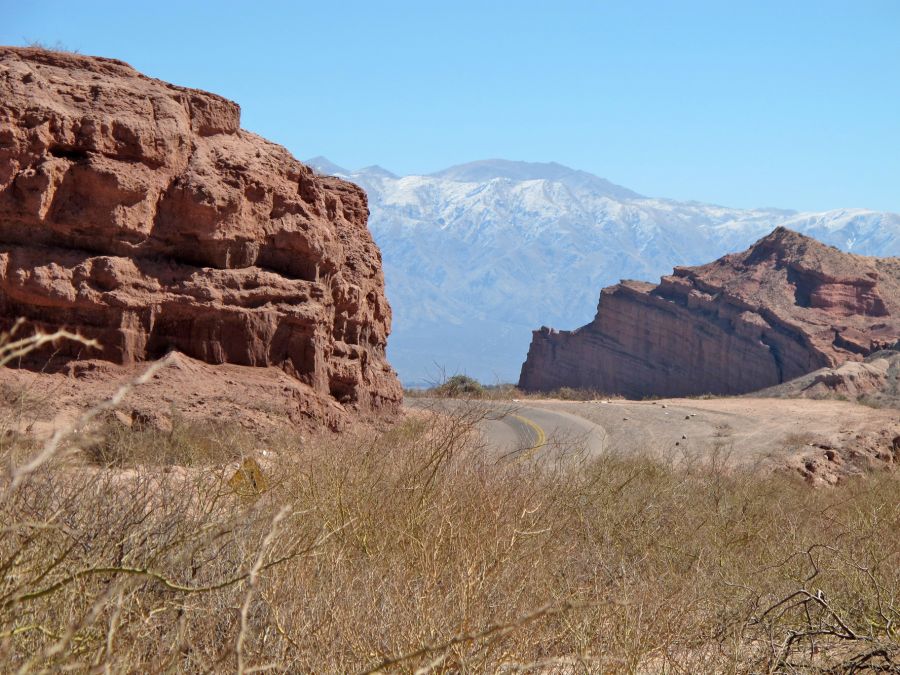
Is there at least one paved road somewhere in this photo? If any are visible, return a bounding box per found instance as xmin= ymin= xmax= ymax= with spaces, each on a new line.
xmin=407 ymin=398 xmax=608 ymax=461
xmin=406 ymin=395 xmax=900 ymax=476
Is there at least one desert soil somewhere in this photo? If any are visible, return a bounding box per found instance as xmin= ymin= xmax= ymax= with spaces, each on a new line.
xmin=410 ymin=396 xmax=900 ymax=485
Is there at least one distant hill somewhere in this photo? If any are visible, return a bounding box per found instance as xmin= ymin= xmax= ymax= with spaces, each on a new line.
xmin=309 ymin=157 xmax=900 ymax=386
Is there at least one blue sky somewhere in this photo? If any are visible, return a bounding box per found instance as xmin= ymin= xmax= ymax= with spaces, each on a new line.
xmin=4 ymin=1 xmax=899 ymax=212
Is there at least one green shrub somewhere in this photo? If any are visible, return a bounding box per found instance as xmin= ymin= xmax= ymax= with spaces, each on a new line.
xmin=434 ymin=374 xmax=484 ymax=398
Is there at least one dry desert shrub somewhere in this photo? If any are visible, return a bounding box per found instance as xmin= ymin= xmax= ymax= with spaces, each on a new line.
xmin=87 ymin=416 xmax=257 ymax=468
xmin=0 ymin=344 xmax=898 ymax=671
xmin=407 ymin=378 xmax=615 ymax=402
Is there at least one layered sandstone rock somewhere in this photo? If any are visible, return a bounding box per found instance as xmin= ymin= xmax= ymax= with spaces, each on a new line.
xmin=0 ymin=47 xmax=401 ymax=425
xmin=519 ymin=228 xmax=900 ymax=397
xmin=755 ymin=350 xmax=900 ymax=407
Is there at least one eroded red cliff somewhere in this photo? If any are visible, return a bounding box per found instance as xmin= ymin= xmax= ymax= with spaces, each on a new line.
xmin=0 ymin=47 xmax=401 ymax=425
xmin=519 ymin=228 xmax=900 ymax=397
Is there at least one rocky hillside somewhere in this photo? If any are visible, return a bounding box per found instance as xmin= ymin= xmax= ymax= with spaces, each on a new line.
xmin=309 ymin=158 xmax=900 ymax=385
xmin=0 ymin=48 xmax=401 ymax=427
xmin=519 ymin=228 xmax=900 ymax=397
xmin=754 ymin=350 xmax=900 ymax=407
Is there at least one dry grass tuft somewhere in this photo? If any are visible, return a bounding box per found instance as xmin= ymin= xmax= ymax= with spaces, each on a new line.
xmin=86 ymin=417 xmax=257 ymax=468
xmin=0 ymin=400 xmax=898 ymax=672
xmin=0 ymin=330 xmax=898 ymax=671
xmin=406 ymin=381 xmax=617 ymax=402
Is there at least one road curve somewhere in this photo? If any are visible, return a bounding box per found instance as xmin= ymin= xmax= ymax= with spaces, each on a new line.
xmin=406 ymin=398 xmax=608 ymax=461
xmin=407 ymin=395 xmax=900 ymax=481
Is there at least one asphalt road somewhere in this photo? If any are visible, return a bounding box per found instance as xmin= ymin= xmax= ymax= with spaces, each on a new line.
xmin=406 ymin=398 xmax=608 ymax=461
xmin=406 ymin=395 xmax=900 ymax=475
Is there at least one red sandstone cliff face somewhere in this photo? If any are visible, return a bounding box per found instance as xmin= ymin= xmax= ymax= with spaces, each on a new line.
xmin=519 ymin=228 xmax=900 ymax=397
xmin=0 ymin=47 xmax=401 ymax=423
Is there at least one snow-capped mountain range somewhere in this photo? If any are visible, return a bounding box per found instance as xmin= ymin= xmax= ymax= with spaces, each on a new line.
xmin=308 ymin=157 xmax=900 ymax=386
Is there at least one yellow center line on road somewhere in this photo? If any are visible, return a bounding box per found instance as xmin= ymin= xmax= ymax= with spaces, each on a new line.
xmin=510 ymin=413 xmax=546 ymax=462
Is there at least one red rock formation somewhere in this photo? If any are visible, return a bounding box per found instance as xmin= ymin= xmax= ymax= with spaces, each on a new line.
xmin=0 ymin=47 xmax=401 ymax=423
xmin=519 ymin=228 xmax=900 ymax=397
xmin=755 ymin=349 xmax=900 ymax=406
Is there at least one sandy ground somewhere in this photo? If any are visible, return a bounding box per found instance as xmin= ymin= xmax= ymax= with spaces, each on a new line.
xmin=3 ymin=353 xmax=896 ymax=487
xmin=409 ymin=396 xmax=900 ymax=485
xmin=549 ymin=397 xmax=898 ymax=475
xmin=0 ymin=352 xmax=363 ymax=439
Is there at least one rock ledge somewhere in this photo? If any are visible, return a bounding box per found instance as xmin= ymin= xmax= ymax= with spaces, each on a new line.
xmin=0 ymin=47 xmax=401 ymax=425
xmin=519 ymin=228 xmax=900 ymax=397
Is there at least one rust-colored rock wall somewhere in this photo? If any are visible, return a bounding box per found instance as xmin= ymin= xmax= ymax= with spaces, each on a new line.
xmin=519 ymin=228 xmax=900 ymax=397
xmin=0 ymin=47 xmax=401 ymax=419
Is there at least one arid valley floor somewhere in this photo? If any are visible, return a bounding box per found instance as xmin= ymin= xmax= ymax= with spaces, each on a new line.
xmin=0 ymin=44 xmax=898 ymax=673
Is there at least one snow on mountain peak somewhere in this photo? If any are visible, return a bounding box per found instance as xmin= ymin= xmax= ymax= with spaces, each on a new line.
xmin=430 ymin=159 xmax=576 ymax=182
xmin=428 ymin=159 xmax=643 ymax=200
xmin=357 ymin=165 xmax=399 ymax=179
xmin=306 ymin=156 xmax=350 ymax=177
xmin=303 ymin=157 xmax=900 ymax=385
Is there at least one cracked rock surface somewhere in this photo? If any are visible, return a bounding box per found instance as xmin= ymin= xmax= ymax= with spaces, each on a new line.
xmin=0 ymin=47 xmax=401 ymax=427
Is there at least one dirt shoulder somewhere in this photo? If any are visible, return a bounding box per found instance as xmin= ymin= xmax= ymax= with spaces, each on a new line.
xmin=522 ymin=396 xmax=900 ymax=485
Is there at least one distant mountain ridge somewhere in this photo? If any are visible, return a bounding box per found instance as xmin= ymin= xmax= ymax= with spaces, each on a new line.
xmin=308 ymin=157 xmax=900 ymax=385
xmin=428 ymin=159 xmax=643 ymax=200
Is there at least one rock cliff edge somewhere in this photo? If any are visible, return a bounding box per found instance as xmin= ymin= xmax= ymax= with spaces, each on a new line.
xmin=519 ymin=228 xmax=900 ymax=397
xmin=0 ymin=47 xmax=401 ymax=427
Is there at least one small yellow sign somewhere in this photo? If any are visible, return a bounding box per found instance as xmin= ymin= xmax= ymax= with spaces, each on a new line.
xmin=228 ymin=458 xmax=269 ymax=497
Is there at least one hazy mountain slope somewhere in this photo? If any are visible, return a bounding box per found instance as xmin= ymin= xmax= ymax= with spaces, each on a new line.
xmin=309 ymin=158 xmax=900 ymax=386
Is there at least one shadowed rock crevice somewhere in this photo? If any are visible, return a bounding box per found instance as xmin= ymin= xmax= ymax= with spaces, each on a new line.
xmin=47 ymin=144 xmax=89 ymax=162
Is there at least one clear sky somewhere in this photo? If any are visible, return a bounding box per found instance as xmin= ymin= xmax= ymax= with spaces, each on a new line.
xmin=4 ymin=1 xmax=899 ymax=212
